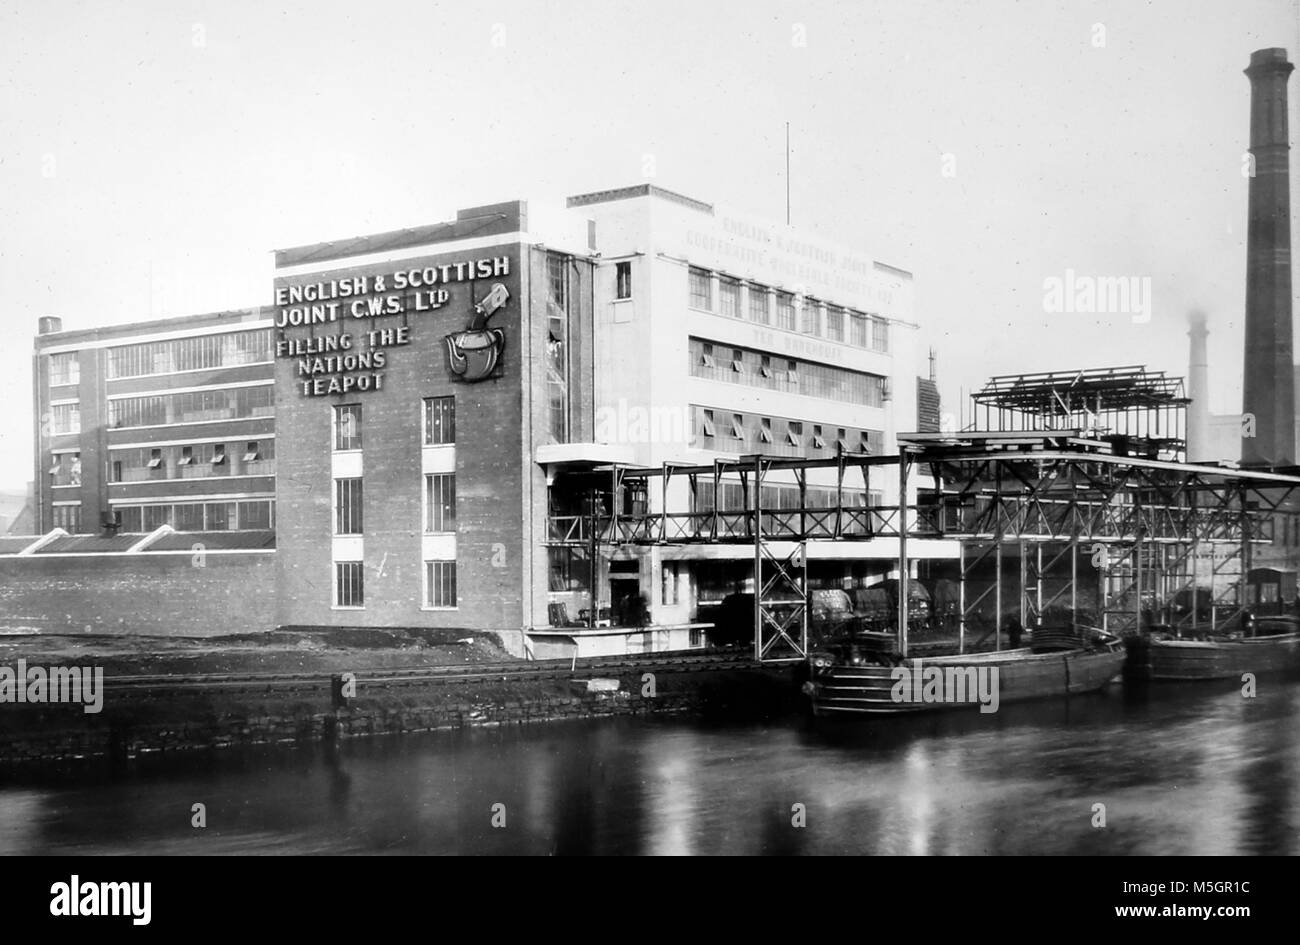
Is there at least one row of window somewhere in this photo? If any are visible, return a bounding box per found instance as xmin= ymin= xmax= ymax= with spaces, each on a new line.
xmin=107 ymin=440 xmax=274 ymax=482
xmin=694 ymin=405 xmax=884 ymax=457
xmin=106 ymin=329 xmax=273 ymax=380
xmin=690 ymin=338 xmax=888 ymax=406
xmin=547 ymin=253 xmax=571 ymax=442
xmin=688 ymin=266 xmax=890 ymax=352
xmin=50 ymin=500 xmax=273 ymax=533
xmin=332 ymin=395 xmax=460 ymax=608
xmin=49 ymin=440 xmax=272 ymax=487
xmin=331 ymin=397 xmax=456 ymax=452
xmin=693 ymin=483 xmax=880 ymax=513
xmin=334 ymin=560 xmax=457 ymax=608
xmin=332 ymin=473 xmax=455 ymax=535
xmin=122 ymin=500 xmax=274 ymax=532
xmin=109 ymin=385 xmax=273 ymax=429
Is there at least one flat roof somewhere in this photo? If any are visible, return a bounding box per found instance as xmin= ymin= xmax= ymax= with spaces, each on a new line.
xmin=566 ymin=183 xmax=714 ymax=215
xmin=274 ymin=201 xmax=528 ymax=269
xmin=34 ymin=306 xmax=271 ymax=348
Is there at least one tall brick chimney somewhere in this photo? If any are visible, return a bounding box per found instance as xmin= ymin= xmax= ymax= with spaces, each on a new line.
xmin=1241 ymin=48 xmax=1296 ymax=467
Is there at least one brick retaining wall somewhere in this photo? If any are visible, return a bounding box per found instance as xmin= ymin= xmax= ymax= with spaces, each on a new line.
xmin=0 ymin=553 xmax=276 ymax=636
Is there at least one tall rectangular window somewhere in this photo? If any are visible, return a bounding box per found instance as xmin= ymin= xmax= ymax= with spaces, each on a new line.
xmin=748 ymin=285 xmax=769 ymax=324
xmin=615 ymin=261 xmax=632 ymax=300
xmin=547 ymin=253 xmax=569 ymax=442
xmin=799 ymin=300 xmax=820 ymax=335
xmin=335 ymin=478 xmax=363 ymax=534
xmin=849 ymin=311 xmax=869 ymax=347
xmin=719 ymin=277 xmax=740 ymax=317
xmin=775 ymin=292 xmax=795 ymax=330
xmin=335 ymin=404 xmax=362 ymax=450
xmin=827 ymin=307 xmax=845 ymax=342
xmin=871 ymin=316 xmax=890 ymax=352
xmin=689 ymin=267 xmax=712 ymax=310
xmin=423 ymin=396 xmax=455 ymax=445
xmin=425 ymin=473 xmax=456 ymax=532
xmin=730 ymin=413 xmax=745 ymax=440
xmin=866 ymin=376 xmax=886 ymax=407
xmin=662 ymin=562 xmax=679 ymax=605
xmin=336 ymin=561 xmax=364 ymax=608
xmin=426 ymin=561 xmax=457 ymax=608
xmin=49 ymin=353 xmax=80 ymax=387
xmin=700 ymin=408 xmax=715 ymax=440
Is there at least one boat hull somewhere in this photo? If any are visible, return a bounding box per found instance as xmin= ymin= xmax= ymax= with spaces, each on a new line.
xmin=1124 ymin=632 xmax=1300 ymax=681
xmin=808 ymin=646 xmax=1126 ymax=717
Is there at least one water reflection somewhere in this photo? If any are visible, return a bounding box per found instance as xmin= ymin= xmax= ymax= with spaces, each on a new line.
xmin=2 ymin=678 xmax=1298 ymax=855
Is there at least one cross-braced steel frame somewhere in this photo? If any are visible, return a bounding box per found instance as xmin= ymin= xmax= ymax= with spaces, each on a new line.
xmin=543 ymin=435 xmax=1300 ymax=662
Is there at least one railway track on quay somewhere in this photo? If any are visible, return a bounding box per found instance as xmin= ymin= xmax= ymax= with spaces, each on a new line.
xmin=99 ymin=650 xmax=770 ymax=696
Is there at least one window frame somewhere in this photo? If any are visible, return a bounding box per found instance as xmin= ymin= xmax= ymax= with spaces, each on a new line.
xmin=615 ymin=261 xmax=633 ymax=300
xmin=335 ymin=560 xmax=365 ymax=609
xmin=719 ymin=277 xmax=740 ymax=317
xmin=425 ymin=560 xmax=458 ymax=609
xmin=423 ymin=396 xmax=456 ymax=446
xmin=424 ymin=473 xmax=457 ymax=534
xmin=688 ymin=267 xmax=713 ymax=311
xmin=334 ymin=404 xmax=363 ymax=451
xmin=334 ymin=477 xmax=364 ymax=535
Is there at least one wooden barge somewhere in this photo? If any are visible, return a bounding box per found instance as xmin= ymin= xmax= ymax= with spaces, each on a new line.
xmin=1124 ymin=617 xmax=1300 ymax=681
xmin=806 ymin=629 xmax=1126 ymax=717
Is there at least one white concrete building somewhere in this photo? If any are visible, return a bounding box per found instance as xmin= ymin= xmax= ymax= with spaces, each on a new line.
xmin=533 ymin=184 xmax=955 ymax=654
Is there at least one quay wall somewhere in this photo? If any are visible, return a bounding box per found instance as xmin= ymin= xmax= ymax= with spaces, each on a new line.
xmin=0 ymin=667 xmax=796 ymax=767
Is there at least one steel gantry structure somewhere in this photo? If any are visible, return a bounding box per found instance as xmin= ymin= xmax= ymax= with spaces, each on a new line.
xmin=544 ymin=430 xmax=1300 ymax=663
xmin=969 ymin=365 xmax=1189 ymax=456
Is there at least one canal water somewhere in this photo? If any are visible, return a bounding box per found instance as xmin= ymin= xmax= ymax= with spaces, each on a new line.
xmin=2 ymin=678 xmax=1298 ymax=855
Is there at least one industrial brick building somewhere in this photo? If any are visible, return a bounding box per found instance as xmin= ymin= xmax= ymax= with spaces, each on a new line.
xmin=11 ymin=184 xmax=949 ymax=654
xmin=270 ymin=199 xmax=594 ymax=641
xmin=32 ymin=307 xmax=275 ymax=536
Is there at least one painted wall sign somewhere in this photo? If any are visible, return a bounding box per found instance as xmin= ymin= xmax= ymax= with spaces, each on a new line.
xmin=272 ymin=256 xmax=510 ymax=327
xmin=446 ymin=283 xmax=509 ymax=382
xmin=274 ymin=255 xmax=511 ymax=396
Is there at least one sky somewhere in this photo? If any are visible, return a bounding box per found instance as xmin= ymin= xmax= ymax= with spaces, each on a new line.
xmin=1 ymin=0 xmax=1298 ymax=490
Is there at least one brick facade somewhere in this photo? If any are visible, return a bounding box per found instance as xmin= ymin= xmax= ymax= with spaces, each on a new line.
xmin=271 ymin=220 xmax=594 ymax=643
xmin=0 ymin=553 xmax=275 ymax=636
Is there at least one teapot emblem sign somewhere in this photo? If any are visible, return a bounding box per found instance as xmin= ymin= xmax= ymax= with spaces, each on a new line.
xmin=446 ymin=282 xmax=508 ymax=381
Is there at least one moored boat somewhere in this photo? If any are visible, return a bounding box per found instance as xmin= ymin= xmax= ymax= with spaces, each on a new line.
xmin=805 ymin=627 xmax=1126 ymax=717
xmin=1124 ymin=616 xmax=1300 ymax=681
